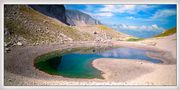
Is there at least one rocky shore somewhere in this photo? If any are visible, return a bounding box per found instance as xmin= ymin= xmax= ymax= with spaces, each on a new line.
xmin=4 ymin=40 xmax=176 ymax=86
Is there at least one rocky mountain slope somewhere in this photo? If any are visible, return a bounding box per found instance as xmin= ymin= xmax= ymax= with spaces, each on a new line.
xmin=66 ymin=9 xmax=101 ymax=26
xmin=4 ymin=5 xmax=132 ymax=47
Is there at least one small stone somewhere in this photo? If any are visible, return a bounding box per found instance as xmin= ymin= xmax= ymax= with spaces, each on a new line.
xmin=17 ymin=42 xmax=22 ymax=46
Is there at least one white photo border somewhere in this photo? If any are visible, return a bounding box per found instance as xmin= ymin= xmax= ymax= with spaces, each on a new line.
xmin=0 ymin=0 xmax=179 ymax=90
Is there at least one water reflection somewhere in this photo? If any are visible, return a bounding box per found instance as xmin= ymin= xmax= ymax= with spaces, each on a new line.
xmin=97 ymin=47 xmax=160 ymax=63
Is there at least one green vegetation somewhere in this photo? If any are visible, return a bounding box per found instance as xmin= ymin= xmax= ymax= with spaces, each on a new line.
xmin=127 ymin=38 xmax=144 ymax=41
xmin=154 ymin=27 xmax=176 ymax=37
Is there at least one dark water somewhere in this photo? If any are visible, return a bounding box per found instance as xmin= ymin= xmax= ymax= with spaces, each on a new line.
xmin=35 ymin=47 xmax=162 ymax=79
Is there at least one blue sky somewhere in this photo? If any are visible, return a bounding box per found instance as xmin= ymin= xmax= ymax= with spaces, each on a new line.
xmin=65 ymin=4 xmax=176 ymax=38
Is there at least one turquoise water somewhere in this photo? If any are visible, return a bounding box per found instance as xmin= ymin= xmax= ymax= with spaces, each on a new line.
xmin=35 ymin=47 xmax=162 ymax=79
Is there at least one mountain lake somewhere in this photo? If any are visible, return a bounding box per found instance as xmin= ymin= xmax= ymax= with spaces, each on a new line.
xmin=34 ymin=46 xmax=162 ymax=79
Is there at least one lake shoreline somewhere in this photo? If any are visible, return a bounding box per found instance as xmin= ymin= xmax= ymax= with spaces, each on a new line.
xmin=4 ymin=41 xmax=176 ymax=85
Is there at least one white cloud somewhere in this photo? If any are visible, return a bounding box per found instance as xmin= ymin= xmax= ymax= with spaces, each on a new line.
xmin=95 ymin=12 xmax=114 ymax=17
xmin=99 ymin=5 xmax=155 ymax=15
xmin=152 ymin=9 xmax=176 ymax=19
xmin=95 ymin=5 xmax=136 ymax=17
xmin=99 ymin=5 xmax=136 ymax=14
xmin=128 ymin=25 xmax=138 ymax=30
xmin=152 ymin=24 xmax=158 ymax=29
xmin=99 ymin=48 xmax=144 ymax=58
xmin=100 ymin=5 xmax=115 ymax=12
xmin=116 ymin=24 xmax=165 ymax=31
xmin=85 ymin=5 xmax=157 ymax=18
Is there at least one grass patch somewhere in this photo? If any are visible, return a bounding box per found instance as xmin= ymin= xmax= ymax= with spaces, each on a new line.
xmin=127 ymin=38 xmax=144 ymax=41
